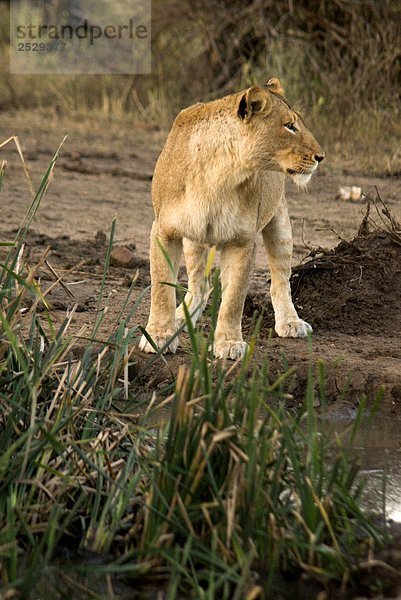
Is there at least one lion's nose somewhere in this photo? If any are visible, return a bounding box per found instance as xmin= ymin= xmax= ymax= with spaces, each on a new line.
xmin=314 ymin=153 xmax=325 ymax=163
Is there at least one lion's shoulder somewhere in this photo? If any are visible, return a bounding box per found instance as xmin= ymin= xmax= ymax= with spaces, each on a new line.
xmin=172 ymin=94 xmax=238 ymax=130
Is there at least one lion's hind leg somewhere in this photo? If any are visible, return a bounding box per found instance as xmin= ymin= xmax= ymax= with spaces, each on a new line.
xmin=139 ymin=221 xmax=182 ymax=354
xmin=176 ymin=239 xmax=210 ymax=330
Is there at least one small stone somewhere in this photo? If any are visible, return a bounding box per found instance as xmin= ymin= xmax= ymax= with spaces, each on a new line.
xmin=336 ymin=186 xmax=363 ymax=202
xmin=110 ymin=246 xmax=136 ymax=268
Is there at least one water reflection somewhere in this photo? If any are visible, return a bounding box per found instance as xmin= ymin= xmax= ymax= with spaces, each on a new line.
xmin=323 ymin=416 xmax=401 ymax=523
xmin=127 ymin=402 xmax=401 ymax=522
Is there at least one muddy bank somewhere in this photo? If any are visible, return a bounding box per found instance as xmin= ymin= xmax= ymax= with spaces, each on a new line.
xmin=244 ymin=213 xmax=401 ymax=413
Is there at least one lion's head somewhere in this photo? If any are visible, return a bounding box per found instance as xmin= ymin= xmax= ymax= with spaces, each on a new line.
xmin=236 ymin=78 xmax=324 ymax=185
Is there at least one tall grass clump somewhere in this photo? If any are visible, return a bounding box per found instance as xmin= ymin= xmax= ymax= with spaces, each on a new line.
xmin=137 ymin=344 xmax=384 ymax=598
xmin=0 ymin=142 xmax=152 ymax=597
xmin=0 ymin=144 xmax=390 ymax=598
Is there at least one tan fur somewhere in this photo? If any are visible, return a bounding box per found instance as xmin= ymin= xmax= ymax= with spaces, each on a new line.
xmin=139 ymin=79 xmax=324 ymax=358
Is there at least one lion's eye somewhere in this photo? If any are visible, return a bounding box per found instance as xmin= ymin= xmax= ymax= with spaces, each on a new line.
xmin=285 ymin=123 xmax=297 ymax=133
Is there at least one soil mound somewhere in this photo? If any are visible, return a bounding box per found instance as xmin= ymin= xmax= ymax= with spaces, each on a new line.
xmin=291 ymin=228 xmax=401 ymax=335
xmin=246 ymin=218 xmax=401 ymax=337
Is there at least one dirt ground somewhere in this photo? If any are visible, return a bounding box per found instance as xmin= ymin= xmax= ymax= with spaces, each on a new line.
xmin=1 ymin=111 xmax=401 ymax=416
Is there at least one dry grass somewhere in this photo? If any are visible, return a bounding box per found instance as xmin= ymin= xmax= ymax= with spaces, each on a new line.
xmin=1 ymin=2 xmax=400 ymax=173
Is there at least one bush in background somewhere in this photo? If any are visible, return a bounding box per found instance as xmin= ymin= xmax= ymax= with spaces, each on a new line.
xmin=1 ymin=0 xmax=400 ymax=170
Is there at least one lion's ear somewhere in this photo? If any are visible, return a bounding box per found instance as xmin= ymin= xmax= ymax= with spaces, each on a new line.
xmin=265 ymin=77 xmax=285 ymax=96
xmin=237 ymin=86 xmax=271 ymax=122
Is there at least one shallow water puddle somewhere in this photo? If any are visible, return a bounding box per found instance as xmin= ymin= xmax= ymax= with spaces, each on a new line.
xmin=130 ymin=401 xmax=401 ymax=522
xmin=324 ymin=415 xmax=401 ymax=522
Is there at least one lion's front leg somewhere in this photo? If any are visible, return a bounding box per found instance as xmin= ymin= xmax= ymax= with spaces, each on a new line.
xmin=139 ymin=221 xmax=182 ymax=354
xmin=213 ymin=242 xmax=255 ymax=359
xmin=176 ymin=239 xmax=209 ymax=330
xmin=262 ymin=199 xmax=312 ymax=338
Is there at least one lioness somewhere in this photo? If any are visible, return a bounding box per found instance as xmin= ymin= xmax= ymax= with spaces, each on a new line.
xmin=139 ymin=78 xmax=324 ymax=359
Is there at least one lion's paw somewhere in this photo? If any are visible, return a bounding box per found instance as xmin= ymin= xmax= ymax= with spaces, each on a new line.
xmin=275 ymin=319 xmax=312 ymax=338
xmin=138 ymin=332 xmax=179 ymax=354
xmin=213 ymin=340 xmax=249 ymax=360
